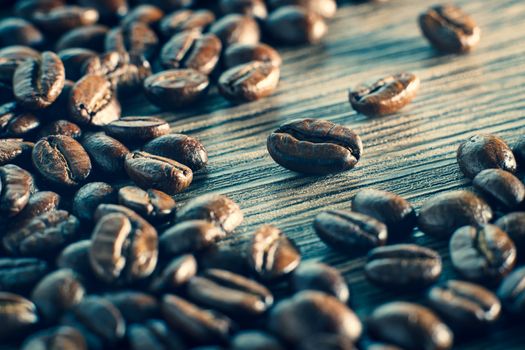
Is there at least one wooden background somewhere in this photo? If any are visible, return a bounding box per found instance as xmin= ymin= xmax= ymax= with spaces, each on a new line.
xmin=129 ymin=0 xmax=525 ymax=348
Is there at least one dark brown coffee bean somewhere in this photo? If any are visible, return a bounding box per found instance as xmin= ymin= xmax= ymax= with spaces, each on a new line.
xmin=69 ymin=74 xmax=121 ymax=126
xmin=82 ymin=132 xmax=130 ymax=176
xmin=268 ymin=291 xmax=362 ymax=345
xmin=0 ymin=164 xmax=34 ymax=217
xmin=72 ymin=182 xmax=116 ymax=222
xmin=314 ymin=210 xmax=387 ymax=252
xmin=118 ymin=186 xmax=176 ymax=222
xmin=144 ymin=69 xmax=210 ymax=109
xmin=105 ymin=291 xmax=159 ymax=324
xmin=418 ymin=190 xmax=492 ymax=237
xmin=149 ymin=254 xmax=197 ymax=292
xmin=209 ymin=14 xmax=260 ymax=47
xmin=473 ymin=169 xmax=525 ymax=210
xmin=124 ymin=151 xmax=193 ymax=195
xmin=220 ymin=0 xmax=267 ymax=19
xmin=450 ymin=224 xmax=516 ymax=282
xmin=266 ymin=6 xmax=327 ymax=45
xmin=94 ymin=203 xmax=154 ymax=227
xmin=55 ymin=24 xmax=109 ymax=52
xmin=223 ymin=42 xmax=281 ymax=69
xmin=419 ymin=4 xmax=480 ymax=53
xmin=231 ymin=331 xmax=284 ymax=350
xmin=291 ymin=262 xmax=349 ymax=303
xmin=10 ymin=191 xmax=60 ymax=228
xmin=159 ymin=9 xmax=215 ymax=38
xmin=0 ymin=138 xmax=33 ymax=166
xmin=0 ymin=258 xmax=49 ymax=293
xmin=269 ymin=0 xmax=337 ymax=19
xmin=120 ymin=4 xmax=164 ymax=27
xmin=103 ymin=116 xmax=170 ymax=143
xmin=349 ymin=72 xmax=419 ymax=117
xmin=160 ymin=220 xmax=225 ymax=256
xmin=58 ymin=48 xmax=98 ymax=81
xmin=0 ymin=292 xmax=38 ymax=341
xmin=57 ymin=240 xmax=93 ymax=277
xmin=128 ymin=320 xmax=186 ymax=350
xmin=78 ymin=0 xmax=128 ymax=21
xmin=0 ymin=45 xmax=40 ymax=83
xmin=0 ymin=17 xmax=45 ymax=48
xmin=367 ymin=302 xmax=453 ymax=350
xmin=38 ymin=120 xmax=82 ymax=141
xmin=21 ymin=326 xmax=87 ymax=350
xmin=497 ymin=266 xmax=525 ymax=316
xmin=32 ymin=5 xmax=99 ymax=34
xmin=267 ymin=118 xmax=363 ymax=174
xmin=218 ymin=61 xmax=280 ymax=102
xmin=105 ymin=22 xmax=159 ymax=60
xmin=495 ymin=212 xmax=525 ymax=256
xmin=143 ymin=133 xmax=208 ymax=171
xmin=0 ymin=102 xmax=40 ymax=138
xmin=365 ymin=244 xmax=442 ymax=289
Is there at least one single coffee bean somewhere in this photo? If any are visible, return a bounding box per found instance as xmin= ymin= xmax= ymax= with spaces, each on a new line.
xmin=231 ymin=331 xmax=284 ymax=350
xmin=314 ymin=210 xmax=387 ymax=253
xmin=55 ymin=24 xmax=109 ymax=52
xmin=0 ymin=45 xmax=40 ymax=83
xmin=159 ymin=9 xmax=215 ymax=38
xmin=38 ymin=120 xmax=82 ymax=140
xmin=495 ymin=212 xmax=525 ymax=256
xmin=298 ymin=334 xmax=356 ymax=350
xmin=457 ymin=134 xmax=516 ymax=179
xmin=103 ymin=116 xmax=170 ymax=143
xmin=365 ymin=244 xmax=442 ymax=289
xmin=0 ymin=164 xmax=34 ymax=217
xmin=143 ymin=133 xmax=208 ymax=171
xmin=269 ymin=291 xmax=362 ymax=345
xmin=497 ymin=266 xmax=525 ymax=316
xmin=21 ymin=326 xmax=87 ymax=350
xmin=419 ymin=4 xmax=480 ymax=53
xmin=127 ymin=321 xmax=186 ymax=350
xmin=118 ymin=186 xmax=176 ymax=222
xmin=219 ymin=0 xmax=267 ymax=20
xmin=144 ymin=69 xmax=210 ymax=109
xmin=427 ymin=280 xmax=501 ymax=330
xmin=0 ymin=17 xmax=45 ymax=48
xmin=32 ymin=5 xmax=99 ymax=34
xmin=269 ymin=0 xmax=337 ymax=19
xmin=120 ymin=4 xmax=164 ymax=27
xmin=473 ymin=169 xmax=525 ymax=210
xmin=223 ymin=42 xmax=282 ymax=70
xmin=0 ymin=138 xmax=33 ymax=166
xmin=57 ymin=240 xmax=93 ymax=277
xmin=0 ymin=292 xmax=38 ymax=341
xmin=72 ymin=182 xmax=116 ymax=222
xmin=349 ymin=72 xmax=419 ymax=117
xmin=160 ymin=220 xmax=225 ymax=256
xmin=149 ymin=254 xmax=197 ymax=292
xmin=267 ymin=118 xmax=363 ymax=174
xmin=450 ymin=224 xmax=516 ymax=282
xmin=82 ymin=132 xmax=130 ymax=176
xmin=0 ymin=102 xmax=40 ymax=138
xmin=248 ymin=224 xmax=301 ymax=280
xmin=197 ymin=245 xmax=250 ymax=276
xmin=367 ymin=302 xmax=453 ymax=350
xmin=105 ymin=22 xmax=159 ymax=60
xmin=218 ymin=61 xmax=280 ymax=102
xmin=9 ymin=191 xmax=61 ymax=228
xmin=266 ymin=6 xmax=327 ymax=45
xmin=418 ymin=190 xmax=492 ymax=237
xmin=69 ymin=74 xmax=121 ymax=126
xmin=209 ymin=14 xmax=260 ymax=47
xmin=291 ymin=262 xmax=349 ymax=303
xmin=0 ymin=258 xmax=49 ymax=293
xmin=105 ymin=291 xmax=159 ymax=324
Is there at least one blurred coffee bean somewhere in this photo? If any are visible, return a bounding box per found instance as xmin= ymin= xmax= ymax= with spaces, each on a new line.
xmin=38 ymin=120 xmax=82 ymax=140
xmin=0 ymin=292 xmax=38 ymax=341
xmin=57 ymin=240 xmax=93 ymax=277
xmin=298 ymin=334 xmax=356 ymax=350
xmin=118 ymin=186 xmax=175 ymax=222
xmin=143 ymin=133 xmax=208 ymax=171
xmin=77 ymin=0 xmax=128 ymax=21
xmin=105 ymin=22 xmax=159 ymax=60
xmin=473 ymin=169 xmax=525 ymax=210
xmin=160 ymin=220 xmax=225 ymax=256
xmin=0 ymin=102 xmax=40 ymax=138
xmin=0 ymin=45 xmax=40 ymax=83
xmin=269 ymin=0 xmax=337 ymax=19
xmin=32 ymin=5 xmax=99 ymax=34
xmin=266 ymin=6 xmax=327 ymax=45
xmin=219 ymin=0 xmax=267 ymax=20
xmin=55 ymin=24 xmax=109 ymax=52
xmin=209 ymin=14 xmax=260 ymax=47
xmin=495 ymin=212 xmax=525 ymax=255
xmin=149 ymin=254 xmax=197 ymax=292
xmin=291 ymin=261 xmax=349 ymax=303
xmin=223 ymin=42 xmax=282 ymax=69
xmin=0 ymin=17 xmax=45 ymax=48
xmin=159 ymin=9 xmax=215 ymax=38
xmin=103 ymin=116 xmax=170 ymax=143
xmin=105 ymin=291 xmax=159 ymax=324
xmin=0 ymin=138 xmax=33 ymax=166
xmin=0 ymin=258 xmax=49 ymax=293
xmin=127 ymin=321 xmax=186 ymax=350
xmin=120 ymin=4 xmax=164 ymax=27
xmin=497 ymin=266 xmax=525 ymax=316
xmin=58 ymin=48 xmax=98 ymax=81
xmin=72 ymin=182 xmax=117 ymax=222
xmin=21 ymin=326 xmax=87 ymax=350
xmin=10 ymin=191 xmax=61 ymax=228
xmin=82 ymin=132 xmax=130 ymax=175
xmin=0 ymin=164 xmax=34 ymax=217
xmin=230 ymin=331 xmax=284 ymax=350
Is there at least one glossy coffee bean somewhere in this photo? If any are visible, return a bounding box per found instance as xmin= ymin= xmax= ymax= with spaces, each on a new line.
xmin=266 ymin=6 xmax=327 ymax=45
xmin=105 ymin=22 xmax=159 ymax=60
xmin=149 ymin=254 xmax=197 ymax=292
xmin=0 ymin=17 xmax=44 ymax=48
xmin=120 ymin=4 xmax=164 ymax=27
xmin=82 ymin=132 xmax=130 ymax=175
xmin=248 ymin=224 xmax=301 ymax=280
xmin=176 ymin=194 xmax=243 ymax=234
xmin=419 ymin=4 xmax=480 ymax=53
xmin=13 ymin=51 xmax=65 ymax=109
xmin=55 ymin=24 xmax=109 ymax=52
xmin=69 ymin=74 xmax=121 ymax=126
xmin=223 ymin=42 xmax=282 ymax=69
xmin=0 ymin=292 xmax=38 ymax=341
xmin=209 ymin=14 xmax=260 ymax=47
xmin=268 ymin=291 xmax=362 ymax=346
xmin=103 ymin=116 xmax=170 ymax=143
xmin=473 ymin=169 xmax=525 ymax=210
xmin=418 ymin=190 xmax=492 ymax=237
xmin=9 ymin=191 xmax=61 ymax=228
xmin=21 ymin=326 xmax=87 ymax=350
xmin=497 ymin=266 xmax=525 ymax=316
xmin=0 ymin=138 xmax=33 ymax=166
xmin=105 ymin=291 xmax=159 ymax=324
xmin=0 ymin=45 xmax=40 ymax=83
xmin=0 ymin=102 xmax=40 ymax=138
xmin=118 ymin=186 xmax=175 ymax=222
xmin=38 ymin=120 xmax=82 ymax=140
xmin=291 ymin=262 xmax=349 ymax=303
xmin=57 ymin=240 xmax=93 ymax=277
xmin=32 ymin=5 xmax=99 ymax=34
xmin=0 ymin=164 xmax=34 ymax=217
xmin=160 ymin=220 xmax=225 ymax=256
xmin=143 ymin=133 xmax=208 ymax=171
xmin=231 ymin=331 xmax=284 ymax=350
xmin=267 ymin=118 xmax=363 ymax=174
xmin=457 ymin=134 xmax=516 ymax=179
xmin=127 ymin=320 xmax=186 ymax=350
xmin=367 ymin=302 xmax=453 ymax=350
xmin=72 ymin=182 xmax=116 ymax=222
xmin=218 ymin=61 xmax=280 ymax=102
xmin=144 ymin=69 xmax=209 ymax=109
xmin=220 ymin=0 xmax=267 ymax=20
xmin=450 ymin=224 xmax=516 ymax=282
xmin=159 ymin=9 xmax=215 ymax=38
xmin=0 ymin=258 xmax=48 ymax=293
xmin=314 ymin=210 xmax=387 ymax=252
xmin=365 ymin=244 xmax=442 ymax=289
xmin=269 ymin=0 xmax=337 ymax=19
xmin=495 ymin=212 xmax=525 ymax=255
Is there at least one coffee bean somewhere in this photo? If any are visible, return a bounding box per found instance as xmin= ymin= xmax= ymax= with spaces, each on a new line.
xmin=160 ymin=220 xmax=225 ymax=256
xmin=266 ymin=6 xmax=327 ymax=45
xmin=120 ymin=4 xmax=164 ymax=27
xmin=219 ymin=0 xmax=267 ymax=20
xmin=57 ymin=240 xmax=93 ymax=277
xmin=298 ymin=334 xmax=356 ymax=350
xmin=473 ymin=169 xmax=525 ymax=210
xmin=69 ymin=74 xmax=121 ymax=126
xmin=105 ymin=291 xmax=159 ymax=324
xmin=314 ymin=210 xmax=387 ymax=252
xmin=149 ymin=254 xmax=197 ymax=292
xmin=457 ymin=134 xmax=516 ymax=179
xmin=419 ymin=4 xmax=480 ymax=53
xmin=38 ymin=120 xmax=82 ymax=140
xmin=0 ymin=45 xmax=40 ymax=83
xmin=103 ymin=116 xmax=170 ymax=143
xmin=0 ymin=164 xmax=35 ymax=217
xmin=144 ymin=69 xmax=210 ymax=109
xmin=231 ymin=331 xmax=284 ymax=350
xmin=367 ymin=302 xmax=453 ymax=350
xmin=159 ymin=9 xmax=215 ymax=38
xmin=32 ymin=135 xmax=92 ymax=187
xmin=0 ymin=102 xmax=40 ymax=138
xmin=450 ymin=224 xmax=516 ymax=282
xmin=365 ymin=244 xmax=442 ymax=289
xmin=0 ymin=138 xmax=33 ymax=166
xmin=55 ymin=24 xmax=109 ymax=52
xmin=197 ymin=245 xmax=250 ymax=276
xmin=291 ymin=262 xmax=349 ymax=303
xmin=0 ymin=258 xmax=49 ymax=293
xmin=78 ymin=0 xmax=128 ymax=21
xmin=0 ymin=17 xmax=45 ymax=48
xmin=268 ymin=291 xmax=362 ymax=346
xmin=105 ymin=22 xmax=159 ymax=60
xmin=427 ymin=280 xmax=501 ymax=330
xmin=72 ymin=182 xmax=117 ymax=222
xmin=14 ymin=0 xmax=65 ymax=21
xmin=418 ymin=190 xmax=492 ymax=237
xmin=118 ymin=186 xmax=176 ymax=222
xmin=223 ymin=42 xmax=282 ymax=69
xmin=0 ymin=292 xmax=38 ymax=341
xmin=209 ymin=14 xmax=260 ymax=47
xmin=143 ymin=133 xmax=208 ymax=171
xmin=267 ymin=118 xmax=363 ymax=174
xmin=269 ymin=0 xmax=338 ymax=19
xmin=495 ymin=212 xmax=525 ymax=256
xmin=32 ymin=5 xmax=99 ymax=34
xmin=218 ymin=61 xmax=280 ymax=102
xmin=82 ymin=132 xmax=130 ymax=176
xmin=127 ymin=321 xmax=186 ymax=350
xmin=21 ymin=326 xmax=87 ymax=350
xmin=497 ymin=266 xmax=525 ymax=316
xmin=58 ymin=48 xmax=98 ymax=81
xmin=10 ymin=191 xmax=61 ymax=228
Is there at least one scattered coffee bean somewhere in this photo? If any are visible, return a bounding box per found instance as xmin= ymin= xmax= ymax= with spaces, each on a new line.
xmin=269 ymin=0 xmax=337 ymax=19
xmin=0 ymin=258 xmax=49 ymax=293
xmin=9 ymin=191 xmax=61 ymax=228
xmin=72 ymin=182 xmax=117 ymax=222
xmin=473 ymin=169 xmax=525 ymax=210
xmin=56 ymin=240 xmax=93 ymax=277
xmin=0 ymin=292 xmax=38 ymax=341
xmin=159 ymin=9 xmax=215 ymax=38
xmin=197 ymin=245 xmax=250 ymax=276
xmin=120 ymin=4 xmax=164 ymax=27
xmin=118 ymin=186 xmax=176 ymax=222
xmin=55 ymin=24 xmax=109 ymax=52
xmin=495 ymin=212 xmax=525 ymax=255
xmin=220 ymin=0 xmax=268 ymax=19
xmin=209 ymin=14 xmax=260 ymax=47
xmin=0 ymin=45 xmax=40 ymax=83
xmin=82 ymin=132 xmax=130 ymax=176
xmin=105 ymin=291 xmax=160 ymax=324
xmin=160 ymin=220 xmax=225 ymax=256
xmin=291 ymin=261 xmax=349 ymax=303
xmin=0 ymin=139 xmax=33 ymax=166
xmin=497 ymin=266 xmax=525 ymax=316
xmin=267 ymin=6 xmax=327 ymax=45
xmin=0 ymin=164 xmax=35 ymax=217
xmin=0 ymin=102 xmax=40 ymax=138
xmin=32 ymin=5 xmax=99 ymax=34
xmin=143 ymin=133 xmax=208 ymax=171
xmin=0 ymin=17 xmax=44 ymax=48
xmin=105 ymin=21 xmax=158 ymax=60
xmin=230 ymin=331 xmax=284 ymax=350
xmin=149 ymin=254 xmax=197 ymax=292
xmin=38 ymin=120 xmax=82 ymax=140
xmin=21 ymin=326 xmax=87 ymax=350
xmin=223 ymin=42 xmax=282 ymax=69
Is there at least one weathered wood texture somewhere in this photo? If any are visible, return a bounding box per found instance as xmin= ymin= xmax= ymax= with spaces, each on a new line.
xmin=129 ymin=0 xmax=525 ymax=348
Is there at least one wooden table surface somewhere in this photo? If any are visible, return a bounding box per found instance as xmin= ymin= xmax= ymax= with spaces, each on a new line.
xmin=129 ymin=0 xmax=525 ymax=348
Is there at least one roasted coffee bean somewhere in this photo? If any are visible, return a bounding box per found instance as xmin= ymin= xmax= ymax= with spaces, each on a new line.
xmin=159 ymin=9 xmax=215 ymax=38
xmin=124 ymin=151 xmax=193 ymax=195
xmin=269 ymin=291 xmax=361 ymax=345
xmin=55 ymin=24 xmax=109 ymax=52
xmin=89 ymin=212 xmax=158 ymax=284
xmin=103 ymin=116 xmax=170 ymax=143
xmin=57 ymin=240 xmax=93 ymax=277
xmin=495 ymin=212 xmax=525 ymax=255
xmin=105 ymin=22 xmax=159 ymax=60
xmin=231 ymin=331 xmax=284 ymax=350
xmin=248 ymin=224 xmax=301 ymax=280
xmin=197 ymin=245 xmax=250 ymax=276
xmin=367 ymin=302 xmax=453 ymax=350
xmin=160 ymin=220 xmax=225 ymax=256
xmin=209 ymin=14 xmax=260 ymax=47
xmin=427 ymin=280 xmax=501 ymax=330
xmin=291 ymin=261 xmax=349 ymax=303
xmin=457 ymin=134 xmax=516 ymax=179
xmin=220 ymin=0 xmax=267 ymax=20
xmin=127 ymin=321 xmax=186 ymax=350
xmin=0 ymin=164 xmax=34 ymax=217
xmin=105 ymin=291 xmax=159 ymax=324
xmin=38 ymin=120 xmax=82 ymax=140
xmin=143 ymin=133 xmax=208 ymax=171
xmin=0 ymin=102 xmax=40 ymax=138
xmin=120 ymin=4 xmax=164 ymax=27
xmin=58 ymin=48 xmax=98 ymax=81
xmin=267 ymin=118 xmax=363 ymax=174
xmin=21 ymin=326 xmax=87 ymax=350
xmin=0 ymin=45 xmax=40 ymax=83
xmin=269 ymin=0 xmax=337 ymax=19
xmin=0 ymin=138 xmax=33 ymax=166
xmin=149 ymin=254 xmax=197 ymax=292
xmin=218 ymin=61 xmax=280 ymax=102
xmin=473 ymin=169 xmax=525 ymax=210
xmin=144 ymin=69 xmax=210 ymax=109
xmin=266 ymin=6 xmax=327 ymax=45
xmin=162 ymin=294 xmax=233 ymax=344
xmin=32 ymin=135 xmax=92 ymax=187
xmin=3 ymin=210 xmax=80 ymax=257
xmin=0 ymin=17 xmax=44 ymax=48
xmin=314 ymin=210 xmax=387 ymax=252
xmin=72 ymin=182 xmax=116 ymax=222
xmin=0 ymin=258 xmax=48 ymax=293
xmin=69 ymin=74 xmax=121 ymax=126
xmin=82 ymin=132 xmax=129 ymax=175
xmin=77 ymin=0 xmax=128 ymax=21
xmin=497 ymin=266 xmax=525 ymax=316
xmin=298 ymin=334 xmax=356 ymax=350
xmin=118 ymin=186 xmax=175 ymax=222
xmin=32 ymin=5 xmax=99 ymax=34
xmin=450 ymin=224 xmax=516 ymax=282
xmin=10 ymin=191 xmax=61 ymax=228
xmin=0 ymin=292 xmax=38 ymax=341
xmin=419 ymin=4 xmax=480 ymax=53
xmin=94 ymin=203 xmax=155 ymax=227
xmin=418 ymin=190 xmax=492 ymax=237
xmin=223 ymin=42 xmax=282 ymax=69
xmin=349 ymin=72 xmax=419 ymax=117
xmin=14 ymin=0 xmax=65 ymax=20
